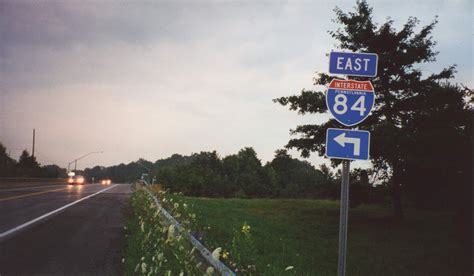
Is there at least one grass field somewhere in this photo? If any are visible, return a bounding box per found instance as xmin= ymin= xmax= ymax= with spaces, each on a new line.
xmin=179 ymin=197 xmax=467 ymax=275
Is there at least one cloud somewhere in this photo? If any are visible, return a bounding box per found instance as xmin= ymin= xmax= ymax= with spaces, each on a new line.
xmin=1 ymin=0 xmax=471 ymax=170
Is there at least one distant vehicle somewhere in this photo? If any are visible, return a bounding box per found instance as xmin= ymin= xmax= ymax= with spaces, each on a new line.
xmin=67 ymin=175 xmax=85 ymax=185
xmin=100 ymin=179 xmax=112 ymax=185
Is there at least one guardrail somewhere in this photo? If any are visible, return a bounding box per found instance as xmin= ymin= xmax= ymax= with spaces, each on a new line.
xmin=141 ymin=186 xmax=235 ymax=276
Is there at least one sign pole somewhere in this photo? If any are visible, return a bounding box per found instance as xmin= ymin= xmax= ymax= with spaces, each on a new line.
xmin=327 ymin=50 xmax=378 ymax=275
xmin=337 ymin=159 xmax=350 ymax=276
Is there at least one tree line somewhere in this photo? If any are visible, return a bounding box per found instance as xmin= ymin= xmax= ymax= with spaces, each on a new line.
xmin=84 ymin=148 xmax=387 ymax=207
xmin=0 ymin=143 xmax=66 ymax=178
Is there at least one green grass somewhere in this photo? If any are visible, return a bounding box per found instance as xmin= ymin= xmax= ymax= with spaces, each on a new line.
xmin=181 ymin=197 xmax=467 ymax=275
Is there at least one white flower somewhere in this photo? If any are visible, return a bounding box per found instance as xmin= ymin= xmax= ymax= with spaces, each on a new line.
xmin=211 ymin=247 xmax=222 ymax=260
xmin=157 ymin=253 xmax=164 ymax=261
xmin=179 ymin=271 xmax=184 ymax=276
xmin=174 ymin=202 xmax=179 ymax=209
xmin=141 ymin=262 xmax=147 ymax=273
xmin=166 ymin=224 xmax=175 ymax=242
xmin=206 ymin=266 xmax=215 ymax=275
xmin=121 ymin=258 xmax=125 ymax=263
xmin=183 ymin=203 xmax=188 ymax=209
xmin=285 ymin=266 xmax=294 ymax=271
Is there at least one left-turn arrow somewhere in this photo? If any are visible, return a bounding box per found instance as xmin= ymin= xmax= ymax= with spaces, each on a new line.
xmin=334 ymin=133 xmax=361 ymax=156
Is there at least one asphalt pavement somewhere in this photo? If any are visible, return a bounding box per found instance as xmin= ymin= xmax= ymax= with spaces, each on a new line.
xmin=0 ymin=182 xmax=131 ymax=275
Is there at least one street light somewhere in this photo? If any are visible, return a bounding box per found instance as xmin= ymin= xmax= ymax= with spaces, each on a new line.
xmin=67 ymin=151 xmax=104 ymax=173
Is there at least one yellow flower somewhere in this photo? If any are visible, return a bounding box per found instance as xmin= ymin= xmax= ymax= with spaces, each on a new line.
xmin=242 ymin=222 xmax=251 ymax=235
xmin=222 ymin=250 xmax=230 ymax=260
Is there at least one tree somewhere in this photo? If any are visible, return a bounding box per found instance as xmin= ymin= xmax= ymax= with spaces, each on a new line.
xmin=274 ymin=1 xmax=464 ymax=218
xmin=17 ymin=150 xmax=43 ymax=177
xmin=269 ymin=149 xmax=324 ymax=197
xmin=0 ymin=143 xmax=17 ymax=177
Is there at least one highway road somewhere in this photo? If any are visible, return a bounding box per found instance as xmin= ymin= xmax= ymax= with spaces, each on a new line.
xmin=0 ymin=182 xmax=131 ymax=275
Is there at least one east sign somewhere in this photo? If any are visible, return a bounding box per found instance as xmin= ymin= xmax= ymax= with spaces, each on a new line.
xmin=329 ymin=52 xmax=378 ymax=77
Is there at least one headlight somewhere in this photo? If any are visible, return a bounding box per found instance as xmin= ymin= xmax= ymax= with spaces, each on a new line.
xmin=107 ymin=180 xmax=111 ymax=184
xmin=77 ymin=178 xmax=84 ymax=183
xmin=68 ymin=178 xmax=73 ymax=183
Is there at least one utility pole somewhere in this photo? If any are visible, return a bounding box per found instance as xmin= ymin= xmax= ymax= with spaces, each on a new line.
xmin=32 ymin=128 xmax=36 ymax=158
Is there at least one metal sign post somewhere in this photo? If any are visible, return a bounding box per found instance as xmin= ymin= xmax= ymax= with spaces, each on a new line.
xmin=337 ymin=160 xmax=350 ymax=276
xmin=325 ymin=51 xmax=378 ymax=276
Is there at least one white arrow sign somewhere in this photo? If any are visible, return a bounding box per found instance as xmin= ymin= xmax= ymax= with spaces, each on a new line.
xmin=334 ymin=133 xmax=360 ymax=156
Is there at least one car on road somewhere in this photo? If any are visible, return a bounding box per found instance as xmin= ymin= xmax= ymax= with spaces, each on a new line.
xmin=67 ymin=175 xmax=85 ymax=185
xmin=100 ymin=179 xmax=112 ymax=185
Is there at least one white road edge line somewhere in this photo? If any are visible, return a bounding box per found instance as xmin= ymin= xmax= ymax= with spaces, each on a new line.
xmin=0 ymin=184 xmax=119 ymax=240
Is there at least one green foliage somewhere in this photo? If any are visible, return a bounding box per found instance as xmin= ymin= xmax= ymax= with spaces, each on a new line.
xmin=123 ymin=187 xmax=202 ymax=275
xmin=228 ymin=222 xmax=258 ymax=274
xmin=273 ymin=1 xmax=472 ymax=216
xmin=150 ymin=148 xmax=354 ymax=200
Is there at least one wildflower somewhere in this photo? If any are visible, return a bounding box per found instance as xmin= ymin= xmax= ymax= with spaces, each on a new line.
xmin=179 ymin=272 xmax=184 ymax=276
xmin=211 ymin=247 xmax=222 ymax=260
xmin=183 ymin=203 xmax=188 ymax=209
xmin=242 ymin=222 xmax=251 ymax=235
xmin=167 ymin=225 xmax=176 ymax=240
xmin=141 ymin=262 xmax=147 ymax=273
xmin=222 ymin=250 xmax=230 ymax=260
xmin=121 ymin=258 xmax=125 ymax=263
xmin=206 ymin=266 xmax=215 ymax=275
xmin=196 ymin=262 xmax=202 ymax=269
xmin=285 ymin=266 xmax=294 ymax=271
xmin=174 ymin=202 xmax=179 ymax=209
xmin=157 ymin=253 xmax=164 ymax=261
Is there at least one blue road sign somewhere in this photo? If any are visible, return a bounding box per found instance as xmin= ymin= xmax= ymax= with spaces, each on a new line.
xmin=329 ymin=52 xmax=378 ymax=77
xmin=326 ymin=79 xmax=375 ymax=127
xmin=326 ymin=128 xmax=370 ymax=161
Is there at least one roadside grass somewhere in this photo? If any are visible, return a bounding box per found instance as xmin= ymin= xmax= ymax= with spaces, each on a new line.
xmin=124 ymin=186 xmax=466 ymax=275
xmin=182 ymin=197 xmax=466 ymax=276
xmin=122 ymin=187 xmax=205 ymax=275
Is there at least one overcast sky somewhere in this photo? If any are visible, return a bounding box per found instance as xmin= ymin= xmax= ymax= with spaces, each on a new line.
xmin=0 ymin=0 xmax=472 ymax=170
